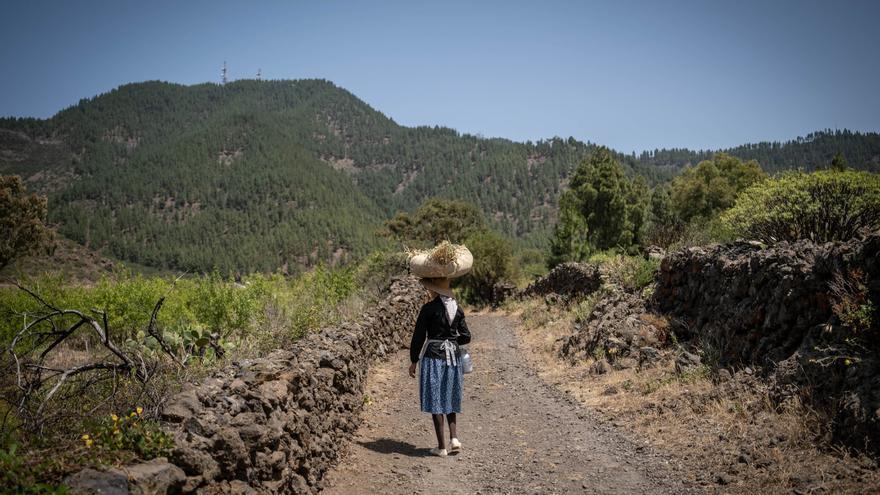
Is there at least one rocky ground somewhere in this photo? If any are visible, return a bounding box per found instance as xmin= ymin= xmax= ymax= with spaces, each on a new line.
xmin=514 ymin=301 xmax=880 ymax=494
xmin=322 ymin=314 xmax=698 ymax=495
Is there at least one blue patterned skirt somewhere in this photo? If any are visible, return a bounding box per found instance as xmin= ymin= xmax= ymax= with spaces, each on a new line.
xmin=419 ymin=357 xmax=463 ymax=414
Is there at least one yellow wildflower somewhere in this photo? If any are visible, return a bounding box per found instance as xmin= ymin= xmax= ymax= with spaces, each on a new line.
xmin=111 ymin=413 xmax=119 ymax=422
xmin=130 ymin=411 xmax=137 ymax=418
xmin=135 ymin=407 xmax=144 ymax=416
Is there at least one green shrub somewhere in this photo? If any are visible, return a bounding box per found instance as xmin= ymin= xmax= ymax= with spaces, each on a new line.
xmin=667 ymin=216 xmax=736 ymax=250
xmin=0 ymin=444 xmax=67 ymax=495
xmin=571 ymin=287 xmax=609 ymax=323
xmin=82 ymin=408 xmax=173 ymax=460
xmin=830 ymin=267 xmax=877 ymax=333
xmin=515 ymin=248 xmax=548 ymax=286
xmin=722 ymin=169 xmax=880 ymax=243
xmin=670 ymin=153 xmax=766 ymax=224
xmin=354 ymin=251 xmax=407 ymax=298
xmin=594 ymin=254 xmax=660 ymax=291
xmin=456 ymin=230 xmax=515 ymax=305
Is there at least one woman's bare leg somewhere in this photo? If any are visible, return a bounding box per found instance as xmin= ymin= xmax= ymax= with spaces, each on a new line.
xmin=431 ymin=414 xmax=446 ymax=449
xmin=446 ymin=413 xmax=457 ymax=440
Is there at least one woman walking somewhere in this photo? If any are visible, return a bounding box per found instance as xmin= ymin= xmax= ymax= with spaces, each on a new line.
xmin=407 ymin=243 xmax=472 ymax=457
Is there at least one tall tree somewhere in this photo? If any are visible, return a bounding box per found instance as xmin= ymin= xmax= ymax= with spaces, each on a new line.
xmin=382 ymin=197 xmax=487 ymax=246
xmin=669 ymin=153 xmax=766 ymax=223
xmin=549 ymin=147 xmax=647 ymax=264
xmin=831 ymin=152 xmax=848 ymax=172
xmin=1 ymin=175 xmax=53 ymax=269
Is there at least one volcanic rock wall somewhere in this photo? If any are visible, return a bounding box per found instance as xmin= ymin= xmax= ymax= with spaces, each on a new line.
xmin=654 ymin=234 xmax=880 ymax=452
xmin=521 ymin=262 xmax=602 ymax=300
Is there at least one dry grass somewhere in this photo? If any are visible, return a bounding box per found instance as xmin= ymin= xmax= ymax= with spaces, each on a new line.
xmin=500 ymin=298 xmax=880 ymax=494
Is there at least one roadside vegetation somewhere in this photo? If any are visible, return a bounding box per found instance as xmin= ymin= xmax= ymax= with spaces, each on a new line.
xmin=0 ymin=244 xmax=405 ymax=491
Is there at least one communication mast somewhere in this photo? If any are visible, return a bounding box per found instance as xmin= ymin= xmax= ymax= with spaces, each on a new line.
xmin=256 ymin=68 xmax=262 ymax=81
xmin=221 ymin=61 xmax=228 ymax=85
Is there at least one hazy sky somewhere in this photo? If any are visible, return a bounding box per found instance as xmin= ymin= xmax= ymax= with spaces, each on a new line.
xmin=1 ymin=0 xmax=878 ymax=152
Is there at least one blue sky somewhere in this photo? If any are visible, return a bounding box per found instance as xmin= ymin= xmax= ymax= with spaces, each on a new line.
xmin=1 ymin=0 xmax=878 ymax=153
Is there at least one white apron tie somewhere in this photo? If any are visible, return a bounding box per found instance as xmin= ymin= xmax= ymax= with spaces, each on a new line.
xmin=419 ymin=339 xmax=458 ymax=366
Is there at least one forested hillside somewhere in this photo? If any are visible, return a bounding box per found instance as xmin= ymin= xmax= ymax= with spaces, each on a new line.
xmin=0 ymin=80 xmax=602 ymax=273
xmin=1 ymin=79 xmax=878 ymax=273
xmin=636 ymin=129 xmax=880 ymax=173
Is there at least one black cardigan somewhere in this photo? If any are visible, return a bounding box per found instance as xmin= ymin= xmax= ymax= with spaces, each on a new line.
xmin=409 ymin=296 xmax=471 ymax=364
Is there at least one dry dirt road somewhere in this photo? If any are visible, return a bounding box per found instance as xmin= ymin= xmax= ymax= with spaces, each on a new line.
xmin=323 ymin=314 xmax=699 ymax=494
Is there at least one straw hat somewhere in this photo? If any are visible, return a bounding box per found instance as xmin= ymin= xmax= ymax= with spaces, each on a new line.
xmin=407 ymin=241 xmax=473 ymax=279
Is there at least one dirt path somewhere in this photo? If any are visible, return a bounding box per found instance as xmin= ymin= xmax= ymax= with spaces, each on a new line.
xmin=322 ymin=313 xmax=699 ymax=494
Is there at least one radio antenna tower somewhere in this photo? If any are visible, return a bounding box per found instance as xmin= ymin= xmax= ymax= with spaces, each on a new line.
xmin=256 ymin=68 xmax=262 ymax=81
xmin=221 ymin=61 xmax=228 ymax=85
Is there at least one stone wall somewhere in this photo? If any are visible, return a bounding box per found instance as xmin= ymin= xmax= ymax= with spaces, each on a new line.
xmin=520 ymin=262 xmax=602 ymax=301
xmin=654 ymin=234 xmax=880 ymax=453
xmin=560 ymin=288 xmax=666 ymax=371
xmin=69 ymin=276 xmax=424 ymax=494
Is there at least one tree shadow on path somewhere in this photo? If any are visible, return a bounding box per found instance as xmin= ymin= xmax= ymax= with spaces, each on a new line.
xmin=357 ymin=438 xmax=427 ymax=458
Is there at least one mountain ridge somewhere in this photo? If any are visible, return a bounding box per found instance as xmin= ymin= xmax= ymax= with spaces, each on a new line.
xmin=2 ymin=79 xmax=878 ymax=273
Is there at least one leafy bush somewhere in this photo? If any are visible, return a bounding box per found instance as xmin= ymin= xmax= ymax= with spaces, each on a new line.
xmin=456 ymin=230 xmax=515 ymax=305
xmin=354 ymin=250 xmax=408 ymax=298
xmin=82 ymin=408 xmax=173 ymax=459
xmin=0 ymin=443 xmax=67 ymax=495
xmin=514 ymin=248 xmax=548 ymax=286
xmin=670 ymin=153 xmax=766 ymax=223
xmin=830 ymin=268 xmax=877 ymax=333
xmin=722 ymin=170 xmax=880 ymax=243
xmin=590 ymin=253 xmax=660 ymax=291
xmin=571 ymin=287 xmax=610 ymax=323
xmin=667 ymin=216 xmax=736 ymax=250
xmin=382 ymin=197 xmax=487 ymax=247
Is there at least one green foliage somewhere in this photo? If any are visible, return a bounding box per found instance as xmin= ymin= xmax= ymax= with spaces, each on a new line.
xmin=721 ymin=169 xmax=880 ymax=243
xmin=549 ymin=147 xmax=648 ymax=265
xmin=635 ymin=129 xmax=880 ymax=174
xmin=548 ymin=190 xmax=592 ymax=266
xmin=831 ymin=152 xmax=848 ymax=172
xmin=514 ymin=248 xmax=548 ymax=285
xmin=0 ymin=265 xmax=359 ymax=358
xmin=667 ymin=216 xmax=736 ymax=250
xmin=354 ymin=250 xmax=408 ymax=298
xmin=589 ymin=253 xmax=660 ymax=292
xmin=188 ymin=271 xmax=268 ymax=339
xmin=4 ymin=81 xmax=878 ymax=274
xmin=838 ymin=301 xmax=876 ymax=332
xmin=83 ymin=409 xmax=173 ymax=459
xmin=0 ymin=175 xmax=53 ymax=269
xmin=0 ymin=444 xmax=68 ymax=495
xmin=830 ymin=268 xmax=877 ymax=333
xmin=383 ymin=197 xmax=487 ymax=247
xmin=262 ymin=264 xmax=357 ymax=342
xmin=645 ymin=184 xmax=683 ymax=248
xmin=669 ymin=153 xmax=766 ymax=223
xmin=457 ymin=230 xmax=515 ymax=305
xmin=571 ymin=287 xmax=610 ymax=323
